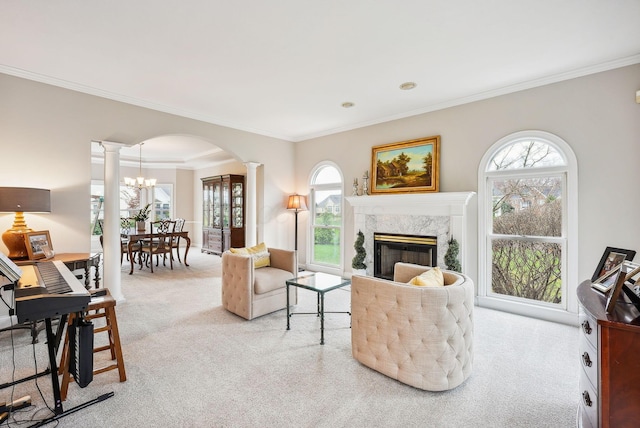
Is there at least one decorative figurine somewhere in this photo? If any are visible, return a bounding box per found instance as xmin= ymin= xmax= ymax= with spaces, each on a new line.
xmin=352 ymin=178 xmax=359 ymax=196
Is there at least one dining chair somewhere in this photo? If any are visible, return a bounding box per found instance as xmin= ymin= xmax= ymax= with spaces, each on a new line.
xmin=120 ymin=217 xmax=142 ymax=264
xmin=99 ymin=218 xmax=140 ymax=264
xmin=170 ymin=218 xmax=186 ymax=263
xmin=139 ymin=220 xmax=176 ymax=272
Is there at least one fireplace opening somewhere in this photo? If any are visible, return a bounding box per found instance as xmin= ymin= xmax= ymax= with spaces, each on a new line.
xmin=374 ymin=233 xmax=437 ymax=280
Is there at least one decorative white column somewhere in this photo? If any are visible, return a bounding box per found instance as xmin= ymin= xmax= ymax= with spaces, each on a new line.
xmin=100 ymin=141 xmax=128 ymax=302
xmin=244 ymin=162 xmax=260 ymax=247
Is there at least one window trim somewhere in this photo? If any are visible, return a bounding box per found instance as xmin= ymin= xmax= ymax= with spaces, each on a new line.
xmin=477 ymin=130 xmax=578 ymax=325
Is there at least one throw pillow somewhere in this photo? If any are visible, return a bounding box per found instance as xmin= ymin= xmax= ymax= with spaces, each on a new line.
xmin=230 ymin=242 xmax=271 ymax=268
xmin=408 ymin=267 xmax=444 ymax=287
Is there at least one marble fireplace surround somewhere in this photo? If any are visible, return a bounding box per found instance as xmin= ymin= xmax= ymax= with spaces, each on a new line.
xmin=345 ymin=192 xmax=477 ymax=283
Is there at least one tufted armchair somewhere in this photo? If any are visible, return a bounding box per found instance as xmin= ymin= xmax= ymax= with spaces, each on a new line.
xmin=351 ymin=262 xmax=474 ymax=391
xmin=221 ymin=247 xmax=298 ymax=320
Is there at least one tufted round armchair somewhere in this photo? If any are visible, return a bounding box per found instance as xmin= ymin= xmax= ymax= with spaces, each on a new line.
xmin=351 ymin=262 xmax=474 ymax=391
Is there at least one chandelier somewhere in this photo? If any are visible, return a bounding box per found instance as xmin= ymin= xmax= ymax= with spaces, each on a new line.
xmin=124 ymin=143 xmax=156 ymax=189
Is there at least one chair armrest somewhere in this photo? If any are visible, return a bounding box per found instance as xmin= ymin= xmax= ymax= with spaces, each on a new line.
xmin=221 ymin=251 xmax=254 ymax=319
xmin=268 ymin=248 xmax=296 ymax=275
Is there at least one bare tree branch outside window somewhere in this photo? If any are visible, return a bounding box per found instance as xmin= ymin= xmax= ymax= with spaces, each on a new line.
xmin=489 ymin=141 xmax=564 ymax=303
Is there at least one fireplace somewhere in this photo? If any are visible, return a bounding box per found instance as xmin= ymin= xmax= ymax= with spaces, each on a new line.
xmin=374 ymin=233 xmax=437 ymax=280
xmin=345 ymin=192 xmax=477 ymax=283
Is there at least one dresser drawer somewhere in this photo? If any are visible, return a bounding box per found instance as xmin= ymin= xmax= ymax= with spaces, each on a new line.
xmin=578 ymin=333 xmax=598 ymax=388
xmin=579 ymin=308 xmax=598 ymax=350
xmin=579 ymin=374 xmax=598 ymax=428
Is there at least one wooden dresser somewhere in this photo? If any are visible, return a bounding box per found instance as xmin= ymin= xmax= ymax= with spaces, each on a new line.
xmin=577 ymin=280 xmax=640 ymax=428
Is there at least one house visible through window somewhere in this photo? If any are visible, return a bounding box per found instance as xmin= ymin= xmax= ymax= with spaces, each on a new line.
xmin=478 ymin=131 xmax=578 ymax=323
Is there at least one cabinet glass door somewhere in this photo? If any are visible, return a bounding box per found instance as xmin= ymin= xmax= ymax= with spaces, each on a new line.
xmin=232 ymin=183 xmax=243 ymax=228
xmin=203 ymin=183 xmax=211 ymax=228
xmin=212 ymin=182 xmax=222 ymax=228
xmin=222 ymin=181 xmax=230 ymax=228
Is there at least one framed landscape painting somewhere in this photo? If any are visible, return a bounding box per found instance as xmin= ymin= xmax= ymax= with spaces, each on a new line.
xmin=371 ymin=136 xmax=440 ymax=194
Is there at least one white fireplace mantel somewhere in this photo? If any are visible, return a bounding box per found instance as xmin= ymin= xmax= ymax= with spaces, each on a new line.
xmin=345 ymin=191 xmax=477 ymax=283
xmin=345 ymin=192 xmax=475 ymax=216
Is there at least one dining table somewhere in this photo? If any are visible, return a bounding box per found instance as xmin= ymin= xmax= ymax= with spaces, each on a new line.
xmin=121 ymin=228 xmax=191 ymax=274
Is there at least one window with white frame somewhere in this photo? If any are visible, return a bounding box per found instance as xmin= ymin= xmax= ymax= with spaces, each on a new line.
xmin=308 ymin=163 xmax=343 ymax=272
xmin=90 ymin=182 xmax=173 ymax=234
xmin=478 ymin=131 xmax=578 ymax=322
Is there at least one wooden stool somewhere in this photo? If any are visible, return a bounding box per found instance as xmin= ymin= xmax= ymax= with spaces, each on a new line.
xmin=59 ymin=289 xmax=126 ymax=401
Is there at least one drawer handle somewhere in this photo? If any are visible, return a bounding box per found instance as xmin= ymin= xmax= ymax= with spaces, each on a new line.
xmin=581 ymin=320 xmax=592 ymax=335
xmin=582 ymin=391 xmax=592 ymax=407
xmin=582 ymin=352 xmax=592 ymax=367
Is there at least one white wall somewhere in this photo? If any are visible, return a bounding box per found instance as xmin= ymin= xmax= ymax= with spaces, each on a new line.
xmin=294 ymin=64 xmax=640 ymax=287
xmin=0 ymin=72 xmax=295 ymax=325
xmin=0 ymin=73 xmax=296 ymax=254
xmin=1 ymin=64 xmax=638 ymax=323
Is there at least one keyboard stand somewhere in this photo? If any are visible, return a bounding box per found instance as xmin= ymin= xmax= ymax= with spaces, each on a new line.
xmin=26 ymin=317 xmax=113 ymax=427
xmin=1 ymin=316 xmax=113 ymax=426
xmin=0 ymin=315 xmax=68 ymax=391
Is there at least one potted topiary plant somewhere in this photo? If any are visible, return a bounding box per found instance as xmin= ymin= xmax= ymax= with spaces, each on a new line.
xmin=134 ymin=203 xmax=151 ymax=231
xmin=352 ymin=230 xmax=367 ymax=275
xmin=444 ymin=236 xmax=462 ymax=272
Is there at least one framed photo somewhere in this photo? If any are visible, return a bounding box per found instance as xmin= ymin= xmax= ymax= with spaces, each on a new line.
xmin=41 ymin=244 xmax=55 ymax=259
xmin=591 ymin=247 xmax=636 ymax=282
xmin=592 ymin=264 xmax=623 ymax=294
xmin=24 ymin=230 xmax=53 ymax=260
xmin=605 ymin=261 xmax=640 ymax=314
xmin=371 ymin=135 xmax=440 ymax=194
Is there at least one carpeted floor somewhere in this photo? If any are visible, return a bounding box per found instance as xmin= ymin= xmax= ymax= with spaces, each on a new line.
xmin=0 ymin=250 xmax=580 ymax=427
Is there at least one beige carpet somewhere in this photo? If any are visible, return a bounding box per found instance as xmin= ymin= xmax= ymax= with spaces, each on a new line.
xmin=0 ymin=250 xmax=580 ymax=427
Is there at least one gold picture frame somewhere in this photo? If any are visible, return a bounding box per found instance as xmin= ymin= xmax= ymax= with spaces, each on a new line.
xmin=371 ymin=136 xmax=440 ymax=194
xmin=24 ymin=230 xmax=53 ymax=260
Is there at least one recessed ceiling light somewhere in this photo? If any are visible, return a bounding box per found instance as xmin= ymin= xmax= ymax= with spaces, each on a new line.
xmin=341 ymin=102 xmax=355 ymax=108
xmin=399 ymin=82 xmax=417 ymax=90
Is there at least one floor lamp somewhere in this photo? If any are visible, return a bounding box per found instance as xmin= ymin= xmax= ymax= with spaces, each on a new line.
xmin=286 ymin=194 xmax=307 ymax=251
xmin=0 ymin=187 xmax=51 ymax=260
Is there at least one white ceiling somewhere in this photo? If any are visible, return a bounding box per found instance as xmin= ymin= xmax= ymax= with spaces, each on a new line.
xmin=3 ymin=1 xmax=640 ymax=168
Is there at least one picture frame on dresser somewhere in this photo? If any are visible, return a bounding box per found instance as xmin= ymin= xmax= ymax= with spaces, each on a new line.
xmin=592 ymin=263 xmax=623 ymax=294
xmin=591 ymin=246 xmax=636 ymax=282
xmin=605 ymin=261 xmax=640 ymax=314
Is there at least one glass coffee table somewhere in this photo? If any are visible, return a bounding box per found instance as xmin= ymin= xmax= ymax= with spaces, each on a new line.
xmin=286 ymin=272 xmax=351 ymax=345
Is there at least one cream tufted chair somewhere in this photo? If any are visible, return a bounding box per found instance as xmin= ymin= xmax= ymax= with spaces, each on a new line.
xmin=351 ymin=262 xmax=474 ymax=391
xmin=221 ymin=247 xmax=297 ymax=320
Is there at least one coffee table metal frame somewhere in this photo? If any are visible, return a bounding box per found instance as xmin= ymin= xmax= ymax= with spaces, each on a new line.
xmin=286 ymin=272 xmax=351 ymax=345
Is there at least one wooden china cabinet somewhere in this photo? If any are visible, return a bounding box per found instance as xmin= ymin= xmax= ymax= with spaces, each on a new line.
xmin=201 ymin=174 xmax=245 ymax=255
xmin=577 ymin=280 xmax=640 ymax=428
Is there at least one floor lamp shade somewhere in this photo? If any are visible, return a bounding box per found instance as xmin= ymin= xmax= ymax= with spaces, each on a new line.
xmin=287 ymin=194 xmax=307 ymax=251
xmin=0 ymin=187 xmax=51 ymax=259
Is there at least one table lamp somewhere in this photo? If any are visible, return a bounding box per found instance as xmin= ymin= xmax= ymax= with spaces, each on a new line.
xmin=286 ymin=194 xmax=307 ymax=252
xmin=0 ymin=187 xmax=51 ymax=259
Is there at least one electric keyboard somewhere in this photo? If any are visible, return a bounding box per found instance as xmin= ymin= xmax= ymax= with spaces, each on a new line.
xmin=14 ymin=261 xmax=90 ymax=323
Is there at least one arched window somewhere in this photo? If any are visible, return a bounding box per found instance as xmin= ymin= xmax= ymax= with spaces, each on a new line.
xmin=308 ymin=162 xmax=343 ymax=274
xmin=478 ymin=131 xmax=578 ymax=323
